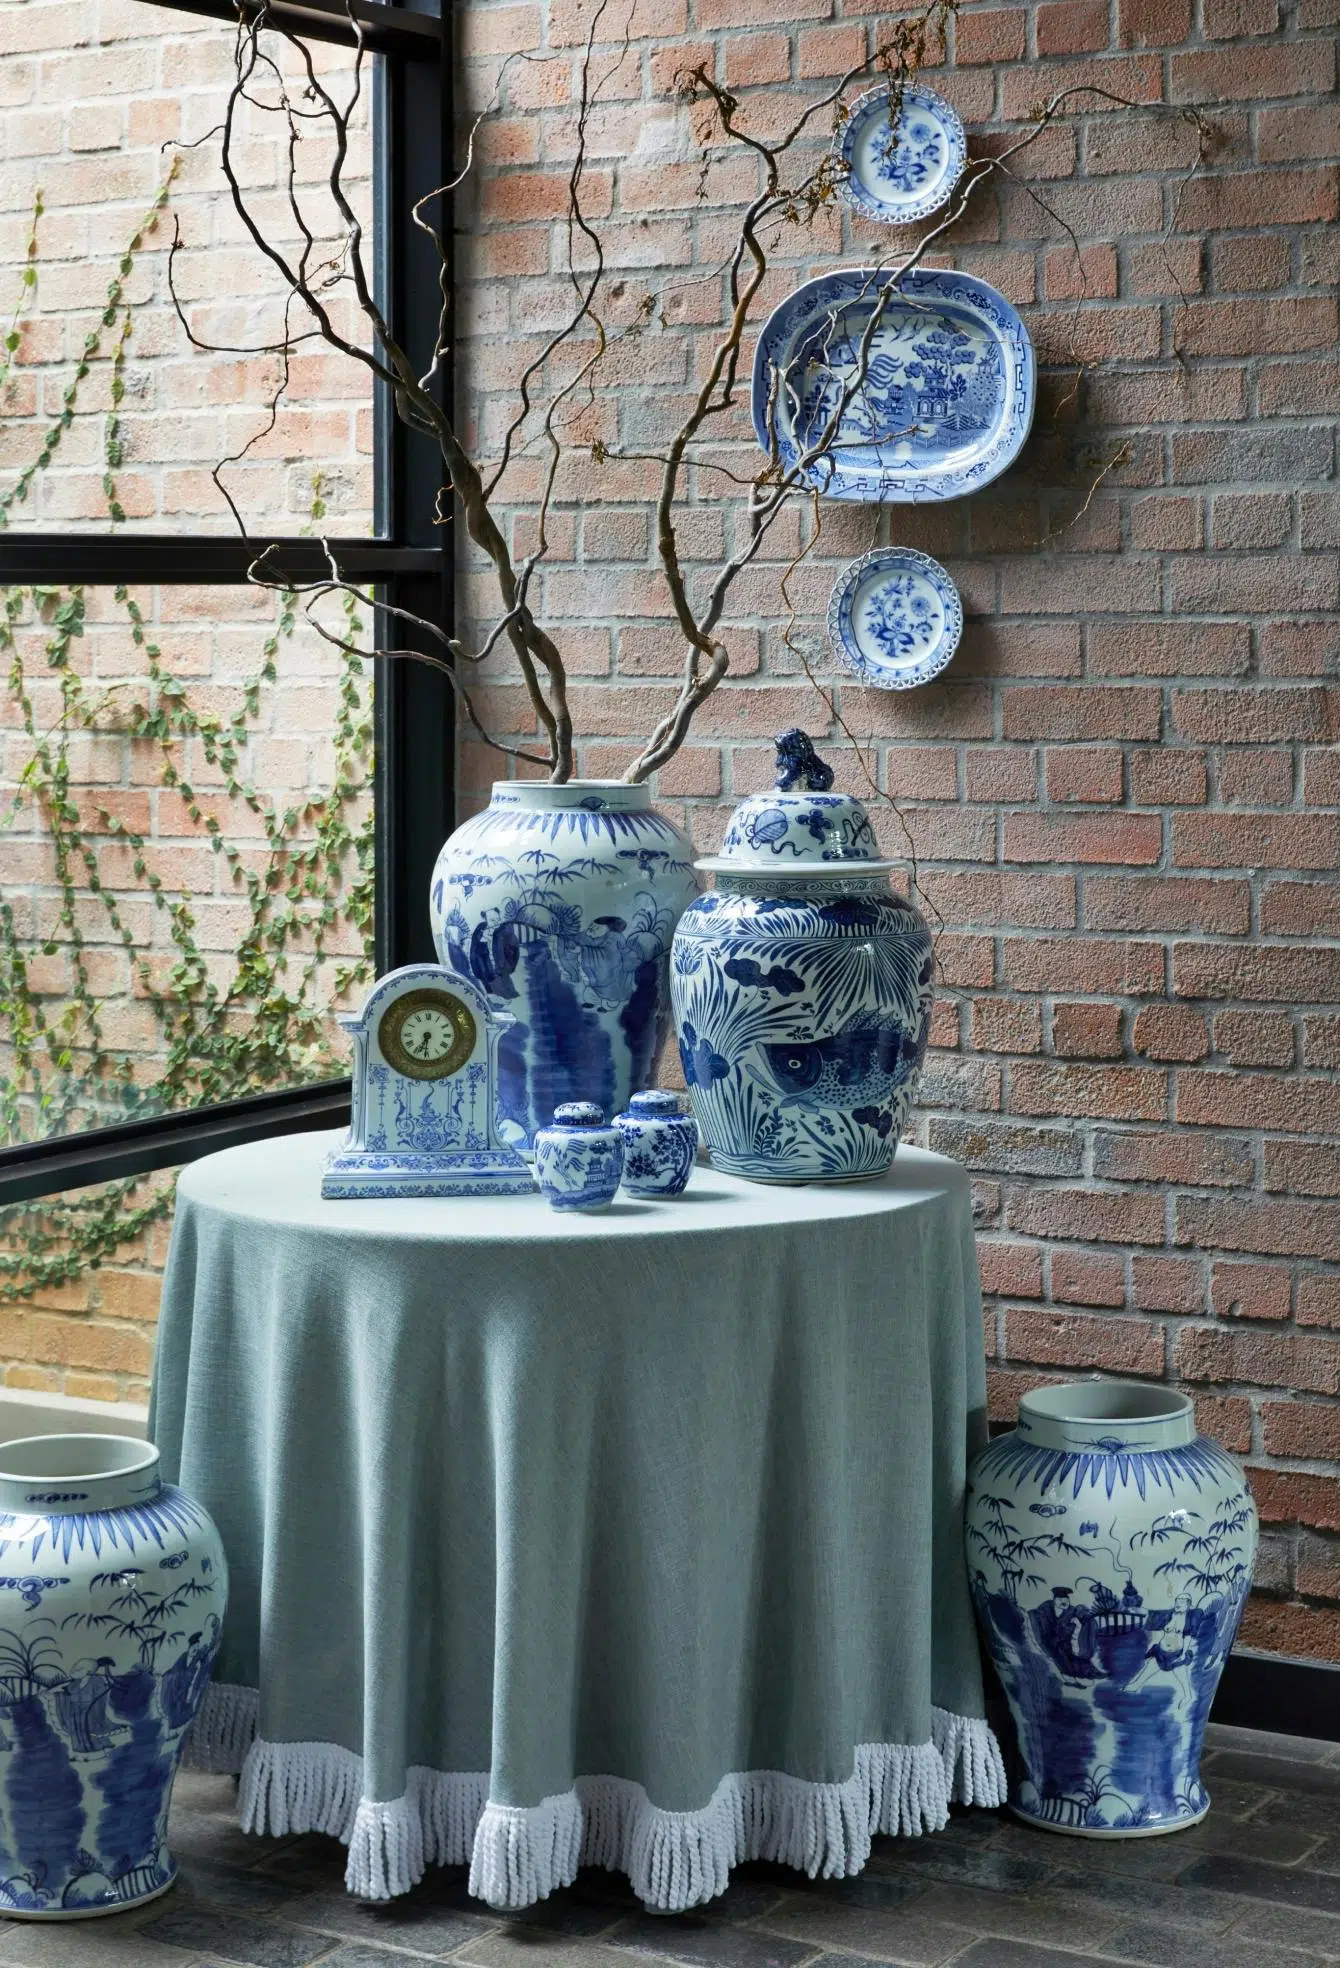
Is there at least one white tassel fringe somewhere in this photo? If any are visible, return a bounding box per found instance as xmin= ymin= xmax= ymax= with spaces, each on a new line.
xmin=212 ymin=1699 xmax=1004 ymax=1910
xmin=184 ymin=1681 xmax=259 ymax=1774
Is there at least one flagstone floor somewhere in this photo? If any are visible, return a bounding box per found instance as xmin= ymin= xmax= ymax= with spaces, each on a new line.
xmin=4 ymin=1727 xmax=1340 ymax=1968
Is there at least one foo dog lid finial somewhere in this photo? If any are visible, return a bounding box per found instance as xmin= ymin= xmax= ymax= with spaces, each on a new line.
xmin=695 ymin=730 xmax=899 ymax=875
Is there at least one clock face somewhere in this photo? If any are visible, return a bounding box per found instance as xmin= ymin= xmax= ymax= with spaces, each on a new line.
xmin=377 ymin=987 xmax=476 ymax=1081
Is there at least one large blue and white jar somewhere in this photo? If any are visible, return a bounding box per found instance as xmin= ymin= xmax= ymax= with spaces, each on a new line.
xmin=670 ymin=731 xmax=934 ymax=1183
xmin=430 ymin=782 xmax=697 ymax=1151
xmin=966 ymin=1381 xmax=1257 ymax=1838
xmin=0 ymin=1434 xmax=227 ymax=1917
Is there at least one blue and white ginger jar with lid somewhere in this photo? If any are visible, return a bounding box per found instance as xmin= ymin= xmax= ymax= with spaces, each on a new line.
xmin=614 ymin=1090 xmax=697 ymax=1196
xmin=533 ymin=1102 xmax=625 ymax=1211
xmin=966 ymin=1379 xmax=1257 ymax=1837
xmin=669 ymin=730 xmax=934 ymax=1183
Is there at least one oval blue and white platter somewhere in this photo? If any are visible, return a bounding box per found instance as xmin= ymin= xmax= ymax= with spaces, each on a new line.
xmin=828 ymin=547 xmax=963 ymax=690
xmin=835 ymin=83 xmax=967 ymax=226
xmin=752 ymin=265 xmax=1035 ymax=503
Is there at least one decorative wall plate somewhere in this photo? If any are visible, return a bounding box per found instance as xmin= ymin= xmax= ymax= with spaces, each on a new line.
xmin=828 ymin=547 xmax=963 ymax=690
xmin=835 ymin=84 xmax=967 ymax=226
xmin=752 ymin=266 xmax=1035 ymax=503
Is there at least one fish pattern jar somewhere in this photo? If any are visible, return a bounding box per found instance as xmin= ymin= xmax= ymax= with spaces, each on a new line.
xmin=614 ymin=1090 xmax=698 ymax=1197
xmin=670 ymin=732 xmax=934 ymax=1183
xmin=532 ymin=1102 xmax=625 ymax=1211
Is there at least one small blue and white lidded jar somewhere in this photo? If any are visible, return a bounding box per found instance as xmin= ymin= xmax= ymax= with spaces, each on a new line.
xmin=533 ymin=1102 xmax=624 ymax=1212
xmin=614 ymin=1090 xmax=697 ymax=1197
xmin=670 ymin=730 xmax=934 ymax=1183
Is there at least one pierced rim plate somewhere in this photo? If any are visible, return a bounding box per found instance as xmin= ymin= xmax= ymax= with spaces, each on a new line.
xmin=751 ymin=265 xmax=1035 ymax=504
xmin=835 ymin=83 xmax=967 ymax=226
xmin=827 ymin=547 xmax=963 ymax=691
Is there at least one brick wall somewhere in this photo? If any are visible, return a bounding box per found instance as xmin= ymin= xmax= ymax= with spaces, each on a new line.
xmin=457 ymin=0 xmax=1340 ymax=1658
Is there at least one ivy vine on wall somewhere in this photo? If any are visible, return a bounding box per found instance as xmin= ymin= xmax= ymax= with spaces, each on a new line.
xmin=0 ymin=175 xmax=376 ymax=1302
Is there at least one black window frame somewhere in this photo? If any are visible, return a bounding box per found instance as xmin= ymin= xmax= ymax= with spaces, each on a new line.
xmin=0 ymin=0 xmax=453 ymax=1206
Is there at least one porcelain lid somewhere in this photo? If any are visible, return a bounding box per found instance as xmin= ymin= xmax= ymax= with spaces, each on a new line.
xmin=696 ymin=729 xmax=898 ymax=876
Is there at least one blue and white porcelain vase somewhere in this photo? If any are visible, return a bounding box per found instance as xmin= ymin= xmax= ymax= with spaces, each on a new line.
xmin=533 ymin=1102 xmax=624 ymax=1211
xmin=0 ymin=1434 xmax=227 ymax=1917
xmin=614 ymin=1089 xmax=697 ymax=1197
xmin=669 ymin=731 xmax=934 ymax=1183
xmin=430 ymin=782 xmax=697 ymax=1152
xmin=966 ymin=1381 xmax=1257 ymax=1838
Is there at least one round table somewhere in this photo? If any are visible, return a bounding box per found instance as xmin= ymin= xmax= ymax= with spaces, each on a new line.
xmin=150 ymin=1130 xmax=1004 ymax=1910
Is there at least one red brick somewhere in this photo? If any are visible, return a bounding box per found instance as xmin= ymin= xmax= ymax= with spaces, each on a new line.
xmin=1050 ymin=1249 xmax=1127 ymax=1307
xmin=1129 ymin=496 xmax=1204 ymax=551
xmin=1173 ymin=687 xmax=1340 ymax=746
xmin=1170 ymin=40 xmax=1335 ymax=100
xmin=1213 ymin=1009 xmax=1295 ymax=1067
xmin=1036 ymin=0 xmax=1109 ymax=50
xmin=796 ymin=22 xmax=866 ymax=72
xmin=1003 ymin=937 xmax=1164 ymax=996
xmin=1046 ymin=747 xmax=1123 ymax=804
xmin=1133 ymin=1255 xmax=1205 ymax=1314
xmin=1261 ymin=881 xmax=1340 ymax=936
xmin=1052 ymin=1002 xmax=1124 ymax=1059
xmin=972 ymin=999 xmax=1044 ymax=1055
xmin=1193 ymin=1394 xmax=1253 ymax=1455
xmin=979 ymin=1241 xmax=1045 ymax=1301
xmin=1212 ymin=1261 xmax=1292 ymax=1322
xmin=1203 ymin=0 xmax=1278 ymax=29
xmin=723 ymin=32 xmax=790 ymax=85
xmin=1087 ymin=877 xmax=1251 ymax=936
xmin=1303 ymin=1017 xmax=1340 ymax=1069
xmin=1175 ymin=943 xmax=1340 ymax=1006
xmin=965 ymin=749 xmax=1038 ymax=802
xmin=1128 ymin=749 xmax=1208 ymax=806
xmin=1007 ymin=1184 xmax=1166 ymax=1246
xmin=1298 ymin=1276 xmax=1340 ymax=1329
xmin=1265 ymin=1141 xmax=1340 ymax=1199
xmin=1176 ymin=1196 xmax=1340 ymax=1264
xmin=1239 ymin=1596 xmax=1340 ymax=1660
xmin=1219 ymin=749 xmax=1294 ymax=806
xmin=954 ymin=6 xmax=1027 ymax=61
xmin=1006 ymin=1307 xmax=1164 ymax=1377
xmin=1005 ymin=810 xmax=1161 ymax=867
xmin=1118 ymin=0 xmax=1191 ymax=41
xmin=1133 ymin=1004 xmax=1209 ymax=1063
xmin=1258 ymin=103 xmax=1340 ymax=164
xmin=1094 ymin=1129 xmax=1253 ymax=1187
xmin=1002 ymin=688 xmax=1162 ymax=743
xmin=1174 ymin=296 xmax=1338 ymax=358
xmin=1174 ymin=812 xmax=1340 ymax=873
xmin=1089 ymin=622 xmax=1251 ymax=680
xmin=1250 ymin=1468 xmax=1340 ymax=1535
xmin=1210 ymin=234 xmax=1292 ymax=295
xmin=1011 ymin=1061 xmax=1168 ymax=1123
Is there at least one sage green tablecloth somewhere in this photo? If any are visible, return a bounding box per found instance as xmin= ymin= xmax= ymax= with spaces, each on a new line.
xmin=150 ymin=1130 xmax=1004 ymax=1909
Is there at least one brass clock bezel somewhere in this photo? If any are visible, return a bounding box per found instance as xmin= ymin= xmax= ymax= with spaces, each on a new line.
xmin=377 ymin=987 xmax=477 ymax=1081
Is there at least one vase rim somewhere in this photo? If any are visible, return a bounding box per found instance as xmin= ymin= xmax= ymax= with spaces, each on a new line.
xmin=0 ymin=1432 xmax=162 ymax=1516
xmin=1018 ymin=1380 xmax=1196 ymax=1451
xmin=490 ymin=779 xmax=649 ymax=809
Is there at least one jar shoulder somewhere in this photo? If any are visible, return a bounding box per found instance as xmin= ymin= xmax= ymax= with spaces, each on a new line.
xmin=676 ymin=888 xmax=929 ymax=940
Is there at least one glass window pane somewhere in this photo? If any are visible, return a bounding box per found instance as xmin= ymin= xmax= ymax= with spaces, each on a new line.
xmin=0 ymin=580 xmax=374 ymax=1146
xmin=0 ymin=1 xmax=377 ymax=533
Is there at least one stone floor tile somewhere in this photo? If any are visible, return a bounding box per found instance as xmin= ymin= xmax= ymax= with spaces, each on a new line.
xmin=882 ymin=1844 xmax=1058 ymax=1895
xmin=316 ymin=1949 xmax=441 ymax=1968
xmin=1252 ymin=1795 xmax=1340 ymax=1837
xmin=948 ymin=1941 xmax=1107 ymax=1967
xmin=494 ymin=1901 xmax=628 ymax=1941
xmin=275 ymin=1894 xmax=493 ymax=1957
xmin=0 ymin=1927 xmax=205 ymax=1968
xmin=252 ymin=1848 xmax=355 ymax=1894
xmin=1178 ymin=1857 xmax=1340 ymax=1914
xmin=605 ymin=1915 xmax=820 ymax=1967
xmin=1201 ymin=1776 xmax=1279 ymax=1820
xmin=138 ymin=1912 xmax=337 ymax=1968
xmin=457 ymin=1945 xmax=670 ymax=1968
xmin=1203 ymin=1757 xmax=1340 ymax=1798
xmin=909 ymin=1882 xmax=1122 ymax=1950
xmin=751 ymin=1893 xmax=968 ymax=1964
xmin=1037 ymin=1814 xmax=1324 ymax=1883
xmin=1228 ymin=1902 xmax=1340 ymax=1955
xmin=1098 ymin=1916 xmax=1327 ymax=1967
xmin=171 ymin=1865 xmax=301 ymax=1916
xmin=1205 ymin=1728 xmax=1336 ymax=1766
xmin=771 ymin=1875 xmax=928 ymax=1913
xmin=1034 ymin=1867 xmax=1246 ymax=1931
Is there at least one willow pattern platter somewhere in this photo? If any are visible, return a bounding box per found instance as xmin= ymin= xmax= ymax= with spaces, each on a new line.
xmin=835 ymin=84 xmax=967 ymax=226
xmin=751 ymin=266 xmax=1035 ymax=503
xmin=828 ymin=547 xmax=963 ymax=690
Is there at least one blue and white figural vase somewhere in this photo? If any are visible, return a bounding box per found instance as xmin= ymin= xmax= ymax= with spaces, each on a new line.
xmin=966 ymin=1381 xmax=1257 ymax=1838
xmin=0 ymin=1434 xmax=227 ymax=1917
xmin=669 ymin=731 xmax=934 ymax=1183
xmin=430 ymin=781 xmax=697 ymax=1152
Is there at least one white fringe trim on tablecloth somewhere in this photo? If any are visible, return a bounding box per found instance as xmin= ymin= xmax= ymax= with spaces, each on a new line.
xmin=183 ymin=1684 xmax=1005 ymax=1911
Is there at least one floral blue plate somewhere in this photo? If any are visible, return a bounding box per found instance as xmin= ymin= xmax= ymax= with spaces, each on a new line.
xmin=835 ymin=84 xmax=967 ymax=226
xmin=827 ymin=547 xmax=963 ymax=690
xmin=752 ymin=265 xmax=1035 ymax=503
